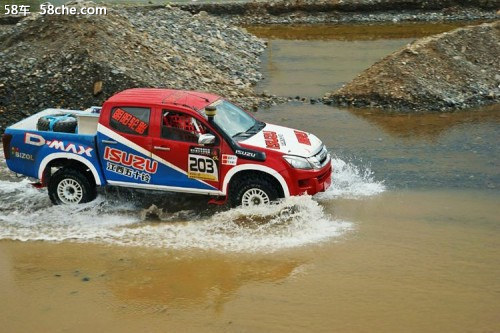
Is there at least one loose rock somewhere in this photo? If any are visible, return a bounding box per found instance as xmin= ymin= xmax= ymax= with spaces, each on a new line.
xmin=176 ymin=0 xmax=499 ymax=25
xmin=324 ymin=21 xmax=500 ymax=112
xmin=0 ymin=2 xmax=281 ymax=130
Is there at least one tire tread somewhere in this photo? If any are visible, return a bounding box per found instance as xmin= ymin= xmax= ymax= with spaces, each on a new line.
xmin=48 ymin=168 xmax=97 ymax=205
xmin=228 ymin=173 xmax=280 ymax=207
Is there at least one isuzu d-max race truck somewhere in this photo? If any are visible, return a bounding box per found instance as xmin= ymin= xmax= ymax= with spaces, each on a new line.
xmin=2 ymin=89 xmax=331 ymax=207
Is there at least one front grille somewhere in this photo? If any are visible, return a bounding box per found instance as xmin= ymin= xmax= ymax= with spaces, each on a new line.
xmin=311 ymin=145 xmax=330 ymax=168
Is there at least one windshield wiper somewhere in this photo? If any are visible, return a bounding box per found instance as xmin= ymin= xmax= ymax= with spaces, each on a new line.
xmin=232 ymin=131 xmax=253 ymax=138
xmin=232 ymin=121 xmax=265 ymax=138
xmin=246 ymin=121 xmax=266 ymax=134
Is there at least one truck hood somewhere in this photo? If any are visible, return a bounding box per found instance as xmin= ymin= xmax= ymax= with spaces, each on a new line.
xmin=239 ymin=123 xmax=323 ymax=157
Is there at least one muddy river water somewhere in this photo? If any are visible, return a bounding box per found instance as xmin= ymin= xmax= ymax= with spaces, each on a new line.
xmin=1 ymin=23 xmax=499 ymax=332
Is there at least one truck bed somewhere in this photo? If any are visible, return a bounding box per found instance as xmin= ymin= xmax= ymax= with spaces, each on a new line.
xmin=9 ymin=107 xmax=101 ymax=135
xmin=4 ymin=107 xmax=105 ymax=183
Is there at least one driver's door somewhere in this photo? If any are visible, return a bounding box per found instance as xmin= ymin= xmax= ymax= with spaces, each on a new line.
xmin=150 ymin=109 xmax=221 ymax=193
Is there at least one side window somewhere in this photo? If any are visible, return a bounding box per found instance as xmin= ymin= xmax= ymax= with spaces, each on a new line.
xmin=161 ymin=110 xmax=210 ymax=143
xmin=110 ymin=107 xmax=150 ymax=136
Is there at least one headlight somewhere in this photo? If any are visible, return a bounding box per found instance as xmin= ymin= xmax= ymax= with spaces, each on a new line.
xmin=283 ymin=155 xmax=313 ymax=170
xmin=308 ymin=156 xmax=322 ymax=169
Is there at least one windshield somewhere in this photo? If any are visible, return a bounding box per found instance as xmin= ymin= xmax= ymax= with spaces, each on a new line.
xmin=201 ymin=100 xmax=264 ymax=139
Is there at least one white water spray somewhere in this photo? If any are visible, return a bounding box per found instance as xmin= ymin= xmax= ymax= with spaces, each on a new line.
xmin=0 ymin=157 xmax=385 ymax=252
xmin=316 ymin=157 xmax=386 ymax=199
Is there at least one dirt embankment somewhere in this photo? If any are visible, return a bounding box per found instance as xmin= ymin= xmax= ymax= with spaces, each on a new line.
xmin=176 ymin=0 xmax=499 ymax=25
xmin=0 ymin=3 xmax=279 ymax=131
xmin=324 ymin=21 xmax=500 ymax=112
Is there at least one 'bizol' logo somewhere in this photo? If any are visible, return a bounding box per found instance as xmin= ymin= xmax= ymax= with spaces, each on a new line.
xmin=11 ymin=147 xmax=34 ymax=161
xmin=24 ymin=133 xmax=93 ymax=157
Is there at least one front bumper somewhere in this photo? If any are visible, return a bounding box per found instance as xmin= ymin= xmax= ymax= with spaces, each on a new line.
xmin=282 ymin=162 xmax=332 ymax=196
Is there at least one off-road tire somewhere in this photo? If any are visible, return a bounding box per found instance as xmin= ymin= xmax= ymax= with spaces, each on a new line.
xmin=48 ymin=168 xmax=97 ymax=205
xmin=37 ymin=115 xmax=77 ymax=133
xmin=37 ymin=117 xmax=51 ymax=131
xmin=229 ymin=174 xmax=280 ymax=207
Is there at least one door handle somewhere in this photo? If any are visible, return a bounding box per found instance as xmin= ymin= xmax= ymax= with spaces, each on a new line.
xmin=154 ymin=146 xmax=170 ymax=151
xmin=102 ymin=140 xmax=117 ymax=144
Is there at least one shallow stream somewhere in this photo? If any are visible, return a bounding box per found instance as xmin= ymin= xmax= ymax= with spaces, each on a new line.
xmin=0 ymin=22 xmax=498 ymax=332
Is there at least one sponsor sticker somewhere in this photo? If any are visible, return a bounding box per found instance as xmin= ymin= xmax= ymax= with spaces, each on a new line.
xmin=24 ymin=133 xmax=93 ymax=157
xmin=263 ymin=131 xmax=280 ymax=149
xmin=111 ymin=108 xmax=148 ymax=135
xmin=235 ymin=149 xmax=256 ymax=158
xmin=221 ymin=154 xmax=237 ymax=166
xmin=103 ymin=146 xmax=158 ymax=182
xmin=11 ymin=147 xmax=34 ymax=161
xmin=294 ymin=130 xmax=311 ymax=145
xmin=188 ymin=146 xmax=219 ymax=181
xmin=106 ymin=162 xmax=152 ymax=183
xmin=278 ymin=134 xmax=286 ymax=147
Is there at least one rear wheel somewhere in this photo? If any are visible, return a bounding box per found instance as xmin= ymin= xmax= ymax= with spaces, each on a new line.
xmin=229 ymin=174 xmax=280 ymax=207
xmin=48 ymin=168 xmax=97 ymax=205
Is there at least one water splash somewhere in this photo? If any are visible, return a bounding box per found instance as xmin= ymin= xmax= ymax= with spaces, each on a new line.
xmin=0 ymin=155 xmax=386 ymax=252
xmin=108 ymin=197 xmax=352 ymax=252
xmin=316 ymin=157 xmax=386 ymax=200
xmin=0 ymin=180 xmax=351 ymax=252
xmin=0 ymin=179 xmax=139 ymax=242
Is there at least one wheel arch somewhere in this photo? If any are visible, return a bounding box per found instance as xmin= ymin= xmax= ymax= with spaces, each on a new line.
xmin=223 ymin=164 xmax=290 ymax=198
xmin=38 ymin=153 xmax=102 ymax=186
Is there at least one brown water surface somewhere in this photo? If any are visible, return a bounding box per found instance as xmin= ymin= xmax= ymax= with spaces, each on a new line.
xmin=0 ymin=22 xmax=499 ymax=333
xmin=0 ymin=189 xmax=498 ymax=332
xmin=246 ymin=21 xmax=483 ymax=41
xmin=250 ymin=21 xmax=488 ymax=97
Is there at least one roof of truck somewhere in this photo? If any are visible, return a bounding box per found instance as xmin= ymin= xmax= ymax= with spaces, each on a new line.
xmin=106 ymin=88 xmax=221 ymax=111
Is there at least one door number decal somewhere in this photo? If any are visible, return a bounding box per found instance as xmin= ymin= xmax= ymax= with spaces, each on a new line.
xmin=188 ymin=147 xmax=219 ymax=181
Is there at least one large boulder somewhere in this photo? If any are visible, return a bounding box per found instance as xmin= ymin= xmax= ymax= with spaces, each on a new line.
xmin=324 ymin=21 xmax=500 ymax=112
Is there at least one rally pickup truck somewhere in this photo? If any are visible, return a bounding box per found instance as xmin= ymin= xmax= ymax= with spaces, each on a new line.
xmin=2 ymin=88 xmax=331 ymax=207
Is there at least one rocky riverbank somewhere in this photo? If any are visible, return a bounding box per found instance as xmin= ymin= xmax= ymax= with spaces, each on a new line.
xmin=175 ymin=0 xmax=499 ymax=25
xmin=0 ymin=2 xmax=283 ymax=131
xmin=324 ymin=21 xmax=500 ymax=112
xmin=1 ymin=2 xmax=499 ymax=130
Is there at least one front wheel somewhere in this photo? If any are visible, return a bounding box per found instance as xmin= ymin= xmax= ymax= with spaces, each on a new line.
xmin=48 ymin=168 xmax=97 ymax=205
xmin=229 ymin=174 xmax=280 ymax=207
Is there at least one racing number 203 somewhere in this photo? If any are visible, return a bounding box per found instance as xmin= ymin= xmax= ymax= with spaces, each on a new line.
xmin=189 ymin=156 xmax=214 ymax=173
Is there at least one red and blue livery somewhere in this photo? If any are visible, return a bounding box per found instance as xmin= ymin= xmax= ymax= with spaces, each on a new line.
xmin=2 ymin=89 xmax=332 ymax=207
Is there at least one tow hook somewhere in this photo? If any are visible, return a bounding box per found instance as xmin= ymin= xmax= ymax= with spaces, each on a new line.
xmin=208 ymin=196 xmax=227 ymax=205
xmin=30 ymin=182 xmax=44 ymax=189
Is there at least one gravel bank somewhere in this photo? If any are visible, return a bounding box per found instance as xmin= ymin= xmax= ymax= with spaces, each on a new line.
xmin=176 ymin=0 xmax=499 ymax=25
xmin=324 ymin=21 xmax=500 ymax=112
xmin=0 ymin=2 xmax=281 ymax=131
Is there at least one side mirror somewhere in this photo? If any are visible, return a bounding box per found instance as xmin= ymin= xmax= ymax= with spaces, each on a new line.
xmin=198 ymin=133 xmax=216 ymax=145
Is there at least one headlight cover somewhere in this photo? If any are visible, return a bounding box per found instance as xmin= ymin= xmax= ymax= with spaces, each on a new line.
xmin=283 ymin=145 xmax=330 ymax=170
xmin=283 ymin=155 xmax=313 ymax=170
